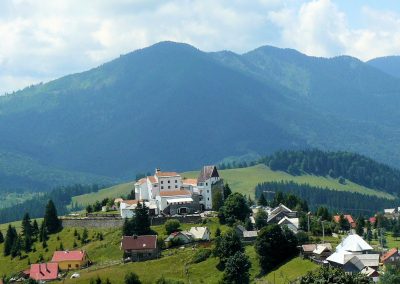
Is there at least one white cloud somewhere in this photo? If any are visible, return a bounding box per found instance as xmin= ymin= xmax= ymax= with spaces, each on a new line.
xmin=0 ymin=0 xmax=400 ymax=94
xmin=268 ymin=0 xmax=400 ymax=60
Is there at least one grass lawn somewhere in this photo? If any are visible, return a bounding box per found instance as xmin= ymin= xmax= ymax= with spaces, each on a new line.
xmin=260 ymin=257 xmax=318 ymax=284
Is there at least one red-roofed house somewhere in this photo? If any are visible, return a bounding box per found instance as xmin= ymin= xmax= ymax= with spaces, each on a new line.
xmin=29 ymin=263 xmax=58 ymax=281
xmin=333 ymin=215 xmax=356 ymax=229
xmin=121 ymin=235 xmax=159 ymax=261
xmin=52 ymin=250 xmax=89 ymax=270
xmin=381 ymin=248 xmax=400 ymax=265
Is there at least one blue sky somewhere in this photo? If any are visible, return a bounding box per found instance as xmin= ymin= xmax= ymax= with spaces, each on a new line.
xmin=0 ymin=0 xmax=399 ymax=94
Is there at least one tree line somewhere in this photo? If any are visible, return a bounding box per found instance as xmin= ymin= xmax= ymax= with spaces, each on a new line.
xmin=255 ymin=181 xmax=397 ymax=215
xmin=261 ymin=149 xmax=400 ymax=195
xmin=0 ymin=184 xmax=102 ymax=223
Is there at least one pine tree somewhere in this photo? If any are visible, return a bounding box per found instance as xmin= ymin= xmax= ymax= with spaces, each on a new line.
xmin=22 ymin=213 xmax=33 ymax=252
xmin=0 ymin=230 xmax=3 ymax=243
xmin=257 ymin=193 xmax=268 ymax=206
xmin=39 ymin=221 xmax=48 ymax=242
xmin=4 ymin=224 xmax=17 ymax=256
xmin=223 ymin=184 xmax=232 ymax=198
xmin=10 ymin=235 xmax=22 ymax=258
xmin=32 ymin=220 xmax=39 ymax=240
xmin=82 ymin=228 xmax=89 ymax=244
xmin=43 ymin=200 xmax=62 ymax=234
xmin=135 ymin=202 xmax=150 ymax=235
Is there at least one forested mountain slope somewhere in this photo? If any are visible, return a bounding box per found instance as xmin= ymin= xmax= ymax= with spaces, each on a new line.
xmin=2 ymin=42 xmax=400 ymax=192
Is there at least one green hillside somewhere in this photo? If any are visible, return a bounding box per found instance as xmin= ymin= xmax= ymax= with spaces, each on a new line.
xmin=72 ymin=182 xmax=135 ymax=206
xmin=71 ymin=164 xmax=393 ymax=207
xmin=185 ymin=164 xmax=394 ymax=199
xmin=0 ymin=218 xmax=318 ymax=283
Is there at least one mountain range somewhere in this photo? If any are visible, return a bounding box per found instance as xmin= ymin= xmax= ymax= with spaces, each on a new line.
xmin=1 ymin=41 xmax=400 ymax=192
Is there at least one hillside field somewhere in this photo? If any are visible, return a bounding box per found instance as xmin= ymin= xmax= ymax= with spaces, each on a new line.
xmin=71 ymin=164 xmax=393 ymax=207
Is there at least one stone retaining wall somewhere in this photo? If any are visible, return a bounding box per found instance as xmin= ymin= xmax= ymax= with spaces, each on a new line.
xmin=61 ymin=214 xmax=202 ymax=228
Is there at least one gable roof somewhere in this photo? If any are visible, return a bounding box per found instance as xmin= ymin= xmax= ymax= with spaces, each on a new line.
xmin=159 ymin=190 xmax=191 ymax=197
xmin=336 ymin=234 xmax=373 ymax=252
xmin=30 ymin=263 xmax=58 ymax=281
xmin=52 ymin=250 xmax=86 ymax=262
xmin=121 ymin=200 xmax=140 ymax=205
xmin=333 ymin=215 xmax=356 ymax=228
xmin=381 ymin=248 xmax=399 ymax=262
xmin=189 ymin=227 xmax=209 ymax=239
xmin=165 ymin=231 xmax=192 ymax=242
xmin=121 ymin=235 xmax=157 ymax=250
xmin=301 ymin=244 xmax=317 ymax=253
xmin=278 ymin=217 xmax=299 ymax=228
xmin=198 ymin=165 xmax=219 ymax=183
xmin=349 ymin=254 xmax=380 ymax=270
xmin=313 ymin=243 xmax=332 ymax=255
xmin=135 ymin=178 xmax=147 ymax=185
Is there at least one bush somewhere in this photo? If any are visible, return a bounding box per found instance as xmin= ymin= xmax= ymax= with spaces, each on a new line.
xmin=155 ymin=276 xmax=184 ymax=284
xmin=165 ymin=219 xmax=181 ymax=235
xmin=191 ymin=248 xmax=212 ymax=264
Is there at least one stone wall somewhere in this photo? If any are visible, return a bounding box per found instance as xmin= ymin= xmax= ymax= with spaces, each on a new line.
xmin=61 ymin=214 xmax=202 ymax=228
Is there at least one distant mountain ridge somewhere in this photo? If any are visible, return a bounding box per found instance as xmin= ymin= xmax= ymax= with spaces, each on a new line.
xmin=2 ymin=41 xmax=400 ymax=192
xmin=367 ymin=56 xmax=400 ymax=78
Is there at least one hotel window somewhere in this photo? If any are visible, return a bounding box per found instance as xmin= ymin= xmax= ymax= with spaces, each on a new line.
xmin=168 ymin=186 xmax=171 ymax=189
xmin=175 ymin=180 xmax=178 ymax=183
xmin=175 ymin=185 xmax=178 ymax=188
xmin=168 ymin=180 xmax=170 ymax=183
xmin=161 ymin=186 xmax=164 ymax=189
xmin=161 ymin=181 xmax=164 ymax=184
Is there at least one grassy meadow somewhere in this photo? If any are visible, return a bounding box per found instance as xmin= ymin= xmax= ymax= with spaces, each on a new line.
xmin=71 ymin=164 xmax=393 ymax=208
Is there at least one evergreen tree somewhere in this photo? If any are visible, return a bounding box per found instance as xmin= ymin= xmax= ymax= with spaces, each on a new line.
xmin=223 ymin=184 xmax=232 ymax=198
xmin=124 ymin=272 xmax=141 ymax=284
xmin=212 ymin=190 xmax=224 ymax=211
xmin=0 ymin=230 xmax=3 ymax=244
xmin=134 ymin=202 xmax=150 ymax=235
xmin=257 ymin=193 xmax=268 ymax=206
xmin=10 ymin=235 xmax=22 ymax=258
xmin=356 ymin=216 xmax=365 ymax=236
xmin=22 ymin=213 xmax=33 ymax=252
xmin=32 ymin=220 xmax=39 ymax=240
xmin=39 ymin=221 xmax=48 ymax=242
xmin=4 ymin=224 xmax=17 ymax=256
xmin=222 ymin=251 xmax=251 ymax=284
xmin=82 ymin=228 xmax=89 ymax=244
xmin=43 ymin=200 xmax=62 ymax=234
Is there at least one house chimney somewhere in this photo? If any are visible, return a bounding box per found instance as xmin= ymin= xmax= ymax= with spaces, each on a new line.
xmin=156 ymin=168 xmax=161 ymax=174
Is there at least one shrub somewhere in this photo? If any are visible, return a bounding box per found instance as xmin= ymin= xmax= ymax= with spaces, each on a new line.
xmin=191 ymin=248 xmax=212 ymax=264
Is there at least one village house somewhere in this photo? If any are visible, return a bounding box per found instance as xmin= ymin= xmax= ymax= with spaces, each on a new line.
xmin=29 ymin=263 xmax=59 ymax=282
xmin=333 ymin=214 xmax=357 ymax=229
xmin=119 ymin=199 xmax=158 ymax=218
xmin=156 ymin=190 xmax=199 ymax=215
xmin=51 ymin=250 xmax=90 ymax=270
xmin=265 ymin=204 xmax=299 ymax=233
xmin=327 ymin=234 xmax=379 ymax=280
xmin=235 ymin=225 xmax=258 ymax=243
xmin=165 ymin=231 xmax=193 ymax=247
xmin=121 ymin=235 xmax=159 ymax=261
xmin=188 ymin=227 xmax=211 ymax=241
xmin=300 ymin=243 xmax=332 ymax=260
xmin=381 ymin=248 xmax=400 ymax=265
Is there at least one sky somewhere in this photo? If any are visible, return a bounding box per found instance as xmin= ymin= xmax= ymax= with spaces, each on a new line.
xmin=1 ymin=0 xmax=400 ymax=94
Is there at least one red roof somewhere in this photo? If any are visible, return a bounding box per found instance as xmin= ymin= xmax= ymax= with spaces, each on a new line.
xmin=52 ymin=250 xmax=86 ymax=262
xmin=156 ymin=171 xmax=179 ymax=177
xmin=121 ymin=235 xmax=157 ymax=251
xmin=148 ymin=176 xmax=157 ymax=183
xmin=381 ymin=248 xmax=398 ymax=262
xmin=159 ymin=190 xmax=191 ymax=197
xmin=30 ymin=263 xmax=58 ymax=281
xmin=333 ymin=215 xmax=356 ymax=228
